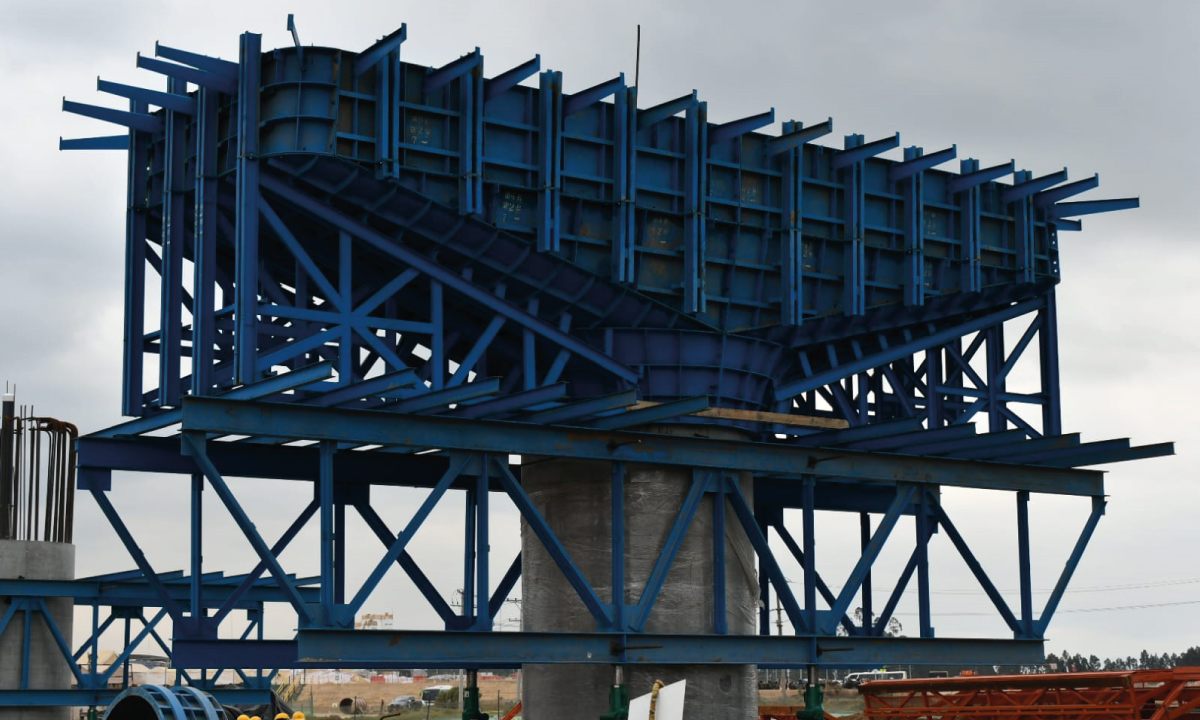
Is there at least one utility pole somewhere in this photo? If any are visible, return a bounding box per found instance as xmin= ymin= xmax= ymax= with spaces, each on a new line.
xmin=775 ymin=597 xmax=788 ymax=698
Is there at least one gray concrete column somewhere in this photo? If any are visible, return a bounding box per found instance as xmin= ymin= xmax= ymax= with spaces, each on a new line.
xmin=520 ymin=426 xmax=758 ymax=720
xmin=0 ymin=539 xmax=76 ymax=720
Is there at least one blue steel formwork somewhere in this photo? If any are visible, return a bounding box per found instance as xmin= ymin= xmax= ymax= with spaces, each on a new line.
xmin=39 ymin=18 xmax=1173 ymax=708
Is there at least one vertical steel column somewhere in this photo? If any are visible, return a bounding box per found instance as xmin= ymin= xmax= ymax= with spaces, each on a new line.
xmin=372 ymin=49 xmax=393 ymax=179
xmin=190 ymin=473 xmax=203 ymax=629
xmin=781 ymin=120 xmax=804 ymax=325
xmin=841 ymin=135 xmax=867 ymax=316
xmin=921 ymin=348 xmax=940 ymax=427
xmin=986 ymin=324 xmax=1007 ymax=432
xmin=712 ymin=474 xmax=727 ymax=634
xmin=611 ymin=462 xmax=626 ymax=631
xmin=338 ymin=231 xmax=354 ymax=384
xmin=457 ymin=54 xmax=479 ymax=214
xmin=536 ymin=71 xmax=561 ymax=253
xmin=319 ymin=440 xmax=335 ymax=622
xmin=683 ymin=102 xmax=707 ymax=315
xmin=943 ymin=338 xmax=964 ymax=425
xmin=464 ymin=473 xmax=478 ymax=621
xmin=1040 ymin=288 xmax=1063 ymax=436
xmin=757 ymin=509 xmax=772 ymax=636
xmin=522 ymin=298 xmax=537 ymax=391
xmin=90 ymin=605 xmax=100 ymax=679
xmin=235 ymin=32 xmax=262 ymax=383
xmin=901 ymin=146 xmax=925 ymax=307
xmin=958 ymin=158 xmax=982 ymax=294
xmin=470 ymin=58 xmax=484 ymax=214
xmin=431 ymin=280 xmax=445 ymax=390
xmin=334 ymin=498 xmax=346 ymax=606
xmin=122 ymin=100 xmax=149 ymax=416
xmin=1012 ymin=170 xmax=1036 ymax=285
xmin=122 ymin=616 xmax=131 ymax=688
xmin=856 ymin=372 xmax=870 ymax=420
xmin=859 ymin=512 xmax=873 ymax=631
xmin=475 ymin=458 xmax=489 ymax=630
xmin=802 ymin=476 xmax=817 ymax=634
xmin=1016 ymin=490 xmax=1033 ymax=638
xmin=916 ymin=488 xmax=933 ymax=637
xmin=612 ymin=86 xmax=635 ymax=282
xmin=158 ymin=75 xmax=187 ymax=407
xmin=192 ymin=86 xmax=219 ymax=397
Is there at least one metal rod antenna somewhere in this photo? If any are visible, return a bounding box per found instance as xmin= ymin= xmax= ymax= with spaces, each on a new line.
xmin=635 ymin=24 xmax=641 ymax=89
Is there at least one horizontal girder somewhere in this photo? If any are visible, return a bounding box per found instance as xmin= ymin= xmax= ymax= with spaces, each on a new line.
xmin=176 ymin=396 xmax=1103 ymax=495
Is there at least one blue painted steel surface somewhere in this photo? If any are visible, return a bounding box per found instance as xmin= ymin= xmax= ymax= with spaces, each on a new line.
xmin=60 ymin=23 xmax=1143 ymax=431
xmin=100 ymin=684 xmax=224 ymax=720
xmin=291 ymin=630 xmax=1046 ymax=669
xmin=50 ymin=19 xmax=1175 ymax=702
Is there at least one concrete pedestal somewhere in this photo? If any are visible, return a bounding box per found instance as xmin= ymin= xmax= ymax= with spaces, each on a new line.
xmin=520 ymin=426 xmax=758 ymax=720
xmin=0 ymin=540 xmax=75 ymax=720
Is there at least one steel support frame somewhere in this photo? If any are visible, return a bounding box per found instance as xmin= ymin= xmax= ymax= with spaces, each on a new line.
xmin=0 ymin=589 xmax=277 ymax=706
xmin=787 ymin=296 xmax=1063 ymax=437
xmin=71 ymin=397 xmax=1109 ymax=673
xmin=52 ymin=23 xmax=1161 ymax=693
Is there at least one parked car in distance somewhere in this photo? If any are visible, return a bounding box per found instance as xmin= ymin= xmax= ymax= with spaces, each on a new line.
xmin=389 ymin=695 xmax=422 ymax=711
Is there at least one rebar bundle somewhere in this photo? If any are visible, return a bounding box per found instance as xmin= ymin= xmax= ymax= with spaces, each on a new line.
xmin=0 ymin=394 xmax=77 ymax=543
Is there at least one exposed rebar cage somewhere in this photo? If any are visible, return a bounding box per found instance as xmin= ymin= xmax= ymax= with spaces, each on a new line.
xmin=0 ymin=396 xmax=77 ymax=543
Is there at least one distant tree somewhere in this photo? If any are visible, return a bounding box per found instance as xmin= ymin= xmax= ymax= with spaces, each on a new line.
xmin=835 ymin=608 xmax=903 ymax=637
xmin=1045 ymin=652 xmax=1062 ymax=671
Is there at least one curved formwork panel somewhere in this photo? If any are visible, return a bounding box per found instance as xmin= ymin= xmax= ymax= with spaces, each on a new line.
xmin=102 ymin=685 xmax=223 ymax=720
xmin=62 ymin=24 xmax=1138 ymax=431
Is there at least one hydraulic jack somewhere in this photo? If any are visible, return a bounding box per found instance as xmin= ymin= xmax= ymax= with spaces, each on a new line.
xmin=599 ymin=666 xmax=629 ymax=720
xmin=795 ymin=666 xmax=825 ymax=720
xmin=463 ymin=670 xmax=490 ymax=720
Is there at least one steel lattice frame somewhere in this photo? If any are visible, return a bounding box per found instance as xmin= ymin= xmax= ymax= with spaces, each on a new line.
xmin=5 ymin=20 xmax=1169 ymax=709
xmin=859 ymin=668 xmax=1200 ymax=720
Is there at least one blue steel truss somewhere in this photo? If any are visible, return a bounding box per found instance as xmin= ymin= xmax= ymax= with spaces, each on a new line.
xmin=40 ymin=18 xmax=1173 ymax=706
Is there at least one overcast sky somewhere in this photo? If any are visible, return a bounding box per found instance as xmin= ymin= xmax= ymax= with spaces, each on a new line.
xmin=2 ymin=0 xmax=1198 ymax=665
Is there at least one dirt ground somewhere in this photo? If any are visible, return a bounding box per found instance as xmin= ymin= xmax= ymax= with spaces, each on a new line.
xmin=758 ymin=686 xmax=866 ymax=717
xmin=295 ymin=678 xmax=519 ymax=719
xmin=290 ymin=679 xmax=864 ymax=719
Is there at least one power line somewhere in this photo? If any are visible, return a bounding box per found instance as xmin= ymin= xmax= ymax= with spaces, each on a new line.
xmin=791 ymin=576 xmax=1200 ymax=596
xmin=892 ymin=598 xmax=1200 ymax=617
xmin=930 ymin=577 xmax=1200 ymax=595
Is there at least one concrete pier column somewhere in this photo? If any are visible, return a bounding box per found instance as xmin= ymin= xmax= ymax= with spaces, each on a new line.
xmin=0 ymin=540 xmax=76 ymax=720
xmin=520 ymin=426 xmax=758 ymax=720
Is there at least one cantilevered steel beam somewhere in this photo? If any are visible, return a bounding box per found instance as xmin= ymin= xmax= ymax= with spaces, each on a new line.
xmin=295 ymin=630 xmax=1044 ymax=668
xmin=179 ymin=397 xmax=1104 ymax=495
xmin=0 ymin=578 xmax=318 ymax=609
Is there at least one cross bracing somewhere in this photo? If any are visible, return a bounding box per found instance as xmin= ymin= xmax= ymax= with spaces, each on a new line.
xmin=30 ymin=19 xmax=1172 ymax=705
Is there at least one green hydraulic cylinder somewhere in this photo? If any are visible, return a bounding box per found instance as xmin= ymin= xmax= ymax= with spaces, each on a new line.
xmin=463 ymin=670 xmax=489 ymax=720
xmin=795 ymin=666 xmax=825 ymax=720
xmin=599 ymin=666 xmax=629 ymax=720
